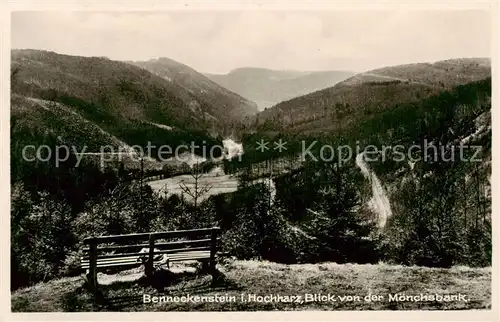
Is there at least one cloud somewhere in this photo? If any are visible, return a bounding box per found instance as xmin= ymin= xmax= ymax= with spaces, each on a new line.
xmin=11 ymin=10 xmax=491 ymax=73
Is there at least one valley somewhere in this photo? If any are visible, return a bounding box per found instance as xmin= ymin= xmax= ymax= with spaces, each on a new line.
xmin=10 ymin=49 xmax=492 ymax=311
xmin=205 ymin=68 xmax=355 ymax=111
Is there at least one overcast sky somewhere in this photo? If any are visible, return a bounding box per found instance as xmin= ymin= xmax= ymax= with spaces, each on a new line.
xmin=11 ymin=10 xmax=492 ymax=74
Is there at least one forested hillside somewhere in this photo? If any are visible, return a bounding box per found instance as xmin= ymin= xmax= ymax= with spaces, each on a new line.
xmin=131 ymin=58 xmax=259 ymax=124
xmin=10 ymin=53 xmax=492 ymax=294
xmin=225 ymin=77 xmax=491 ymax=268
xmin=11 ymin=50 xmax=254 ymax=159
xmin=253 ymin=58 xmax=490 ymax=133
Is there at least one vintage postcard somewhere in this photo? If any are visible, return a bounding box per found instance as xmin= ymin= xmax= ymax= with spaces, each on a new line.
xmin=2 ymin=0 xmax=497 ymax=320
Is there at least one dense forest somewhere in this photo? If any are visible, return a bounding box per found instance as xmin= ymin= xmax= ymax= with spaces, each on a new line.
xmin=11 ymin=77 xmax=491 ymax=290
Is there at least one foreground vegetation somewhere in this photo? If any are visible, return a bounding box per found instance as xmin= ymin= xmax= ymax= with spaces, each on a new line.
xmin=10 ymin=148 xmax=492 ymax=292
xmin=11 ymin=260 xmax=491 ymax=311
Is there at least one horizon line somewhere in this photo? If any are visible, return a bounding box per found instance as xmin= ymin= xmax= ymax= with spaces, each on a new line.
xmin=11 ymin=47 xmax=492 ymax=75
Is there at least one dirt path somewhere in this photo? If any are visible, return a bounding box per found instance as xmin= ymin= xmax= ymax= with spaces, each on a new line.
xmin=355 ymin=153 xmax=392 ymax=227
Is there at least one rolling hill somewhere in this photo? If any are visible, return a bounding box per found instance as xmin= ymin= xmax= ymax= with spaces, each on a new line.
xmin=232 ymin=61 xmax=491 ymax=254
xmin=205 ymin=67 xmax=355 ymax=110
xmin=130 ymin=58 xmax=259 ymax=121
xmin=253 ymin=58 xmax=491 ymax=134
xmin=10 ymin=50 xmax=258 ymax=170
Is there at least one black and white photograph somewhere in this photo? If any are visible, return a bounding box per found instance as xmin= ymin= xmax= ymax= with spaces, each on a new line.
xmin=6 ymin=1 xmax=496 ymax=315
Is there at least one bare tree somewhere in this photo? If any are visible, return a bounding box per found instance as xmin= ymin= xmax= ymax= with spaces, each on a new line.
xmin=158 ymin=182 xmax=169 ymax=200
xmin=178 ymin=161 xmax=212 ymax=208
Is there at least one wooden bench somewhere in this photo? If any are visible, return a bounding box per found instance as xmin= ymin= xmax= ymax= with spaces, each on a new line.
xmin=81 ymin=227 xmax=220 ymax=292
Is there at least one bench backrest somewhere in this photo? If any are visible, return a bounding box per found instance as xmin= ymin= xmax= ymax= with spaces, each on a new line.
xmin=82 ymin=227 xmax=220 ymax=273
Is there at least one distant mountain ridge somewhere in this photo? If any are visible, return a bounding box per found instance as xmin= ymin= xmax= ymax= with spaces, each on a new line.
xmin=339 ymin=58 xmax=491 ymax=87
xmin=253 ymin=58 xmax=491 ymax=134
xmin=205 ymin=67 xmax=355 ymax=110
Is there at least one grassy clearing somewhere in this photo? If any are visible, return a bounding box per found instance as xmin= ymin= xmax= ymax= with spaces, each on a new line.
xmin=148 ymin=174 xmax=239 ymax=201
xmin=11 ymin=260 xmax=491 ymax=312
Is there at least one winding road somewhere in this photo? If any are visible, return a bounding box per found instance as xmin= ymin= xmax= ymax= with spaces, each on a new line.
xmin=355 ymin=152 xmax=392 ymax=227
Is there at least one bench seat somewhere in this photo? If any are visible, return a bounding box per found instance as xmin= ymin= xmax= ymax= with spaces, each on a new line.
xmin=81 ymin=250 xmax=212 ymax=269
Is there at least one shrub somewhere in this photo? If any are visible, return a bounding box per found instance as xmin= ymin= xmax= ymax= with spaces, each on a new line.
xmin=11 ymin=185 xmax=75 ymax=289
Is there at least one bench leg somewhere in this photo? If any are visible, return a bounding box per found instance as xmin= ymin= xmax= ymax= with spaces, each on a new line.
xmin=145 ymin=260 xmax=153 ymax=279
xmin=86 ymin=271 xmax=98 ymax=294
xmin=210 ymin=259 xmax=218 ymax=286
xmin=87 ymin=243 xmax=98 ymax=295
xmin=200 ymin=260 xmax=209 ymax=272
xmin=146 ymin=235 xmax=155 ymax=278
xmin=209 ymin=230 xmax=218 ymax=285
